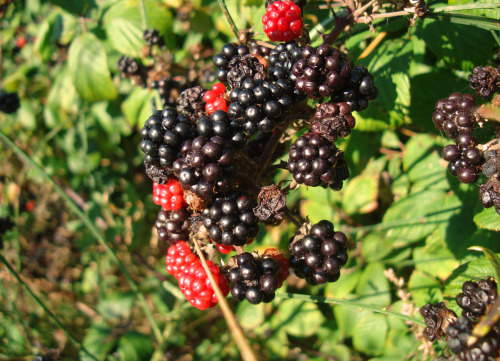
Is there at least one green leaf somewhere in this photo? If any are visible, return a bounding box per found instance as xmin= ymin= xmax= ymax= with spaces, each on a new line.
xmin=121 ymin=87 xmax=155 ymax=128
xmin=33 ymin=13 xmax=64 ymax=61
xmin=49 ymin=0 xmax=95 ymax=15
xmin=270 ymin=299 xmax=324 ymax=337
xmin=117 ymin=331 xmax=154 ymax=361
xmin=408 ymin=269 xmax=442 ymax=306
xmin=444 ymin=254 xmax=500 ymax=305
xmin=97 ymin=292 xmax=134 ymax=320
xmin=473 ymin=206 xmax=500 ymax=231
xmin=468 ymin=246 xmax=500 ymax=285
xmin=103 ymin=0 xmax=173 ymax=56
xmin=68 ymin=33 xmax=118 ymax=101
xmin=81 ymin=324 xmax=118 ymax=361
xmin=418 ymin=19 xmax=497 ymax=70
xmin=427 ymin=12 xmax=500 ymax=32
xmin=382 ymin=190 xmax=448 ymax=243
xmin=355 ymin=262 xmax=391 ymax=306
xmin=352 ymin=314 xmax=388 ymax=356
xmin=237 ymin=301 xmax=266 ymax=330
xmin=341 ymin=174 xmax=379 ymax=214
xmin=414 ymin=231 xmax=458 ymax=280
xmin=325 ymin=268 xmax=362 ymax=299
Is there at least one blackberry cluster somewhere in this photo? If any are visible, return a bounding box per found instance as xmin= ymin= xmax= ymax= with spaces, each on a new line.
xmin=267 ymin=41 xmax=303 ymax=84
xmin=445 ymin=316 xmax=500 ymax=361
xmin=155 ymin=208 xmax=191 ymax=244
xmin=289 ymin=220 xmax=348 ymax=285
xmin=468 ymin=65 xmax=500 ymax=99
xmin=248 ymin=41 xmax=271 ymax=58
xmin=479 ymin=148 xmax=500 ymax=215
xmin=196 ymin=110 xmax=246 ymax=147
xmin=419 ymin=302 xmax=457 ymax=341
xmin=213 ymin=43 xmax=254 ymax=83
xmin=311 ymin=102 xmax=355 ymax=141
xmin=0 ymin=91 xmax=20 ymax=114
xmin=140 ymin=108 xmax=194 ymax=171
xmin=456 ymin=278 xmax=498 ymax=322
xmin=177 ymin=86 xmax=206 ymax=119
xmin=117 ymin=56 xmax=141 ymax=77
xmin=292 ymin=45 xmax=378 ymax=110
xmin=143 ymin=29 xmax=164 ymax=47
xmin=287 ymin=132 xmax=349 ymax=189
xmin=202 ymin=193 xmax=259 ymax=246
xmin=227 ymin=54 xmax=266 ymax=89
xmin=227 ymin=252 xmax=281 ymax=304
xmin=228 ymin=78 xmax=294 ymax=135
xmin=149 ymin=78 xmax=182 ymax=108
xmin=433 ymin=93 xmax=484 ymax=184
xmin=173 ymin=135 xmax=236 ymax=200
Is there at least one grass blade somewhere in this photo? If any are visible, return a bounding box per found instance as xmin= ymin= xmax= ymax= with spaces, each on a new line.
xmin=276 ymin=292 xmax=425 ymax=326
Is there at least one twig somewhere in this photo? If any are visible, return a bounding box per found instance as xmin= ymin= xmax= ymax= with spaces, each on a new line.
xmin=217 ymin=0 xmax=239 ymax=38
xmin=283 ymin=207 xmax=304 ymax=228
xmin=192 ymin=238 xmax=259 ymax=361
xmin=0 ymin=254 xmax=99 ymax=361
xmin=357 ymin=31 xmax=387 ymax=60
xmin=353 ymin=0 xmax=379 ymax=18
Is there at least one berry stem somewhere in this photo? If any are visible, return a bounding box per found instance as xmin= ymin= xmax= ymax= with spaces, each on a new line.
xmin=275 ymin=292 xmax=426 ymax=326
xmin=0 ymin=253 xmax=100 ymax=361
xmin=191 ymin=238 xmax=259 ymax=361
xmin=217 ymin=0 xmax=239 ymax=38
xmin=321 ymin=7 xmax=353 ymax=45
xmin=283 ymin=207 xmax=303 ymax=228
xmin=0 ymin=130 xmax=164 ymax=344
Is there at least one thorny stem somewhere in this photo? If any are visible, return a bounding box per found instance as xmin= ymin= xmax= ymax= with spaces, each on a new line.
xmin=217 ymin=0 xmax=239 ymax=38
xmin=0 ymin=254 xmax=99 ymax=361
xmin=192 ymin=238 xmax=259 ymax=361
xmin=321 ymin=6 xmax=353 ymax=45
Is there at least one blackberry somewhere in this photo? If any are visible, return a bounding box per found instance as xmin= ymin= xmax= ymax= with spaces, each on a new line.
xmin=468 ymin=65 xmax=500 ymax=99
xmin=446 ymin=316 xmax=500 ymax=361
xmin=150 ymin=78 xmax=180 ymax=108
xmin=172 ymin=135 xmax=237 ymax=200
xmin=228 ymin=78 xmax=295 ymax=135
xmin=287 ymin=132 xmax=349 ymax=189
xmin=143 ymin=29 xmax=164 ymax=47
xmin=226 ymin=252 xmax=283 ymax=304
xmin=202 ymin=192 xmax=259 ymax=246
xmin=214 ymin=43 xmax=255 ymax=84
xmin=117 ymin=56 xmax=141 ymax=77
xmin=140 ymin=108 xmax=195 ymax=171
xmin=419 ymin=302 xmax=457 ymax=342
xmin=227 ymin=53 xmax=266 ymax=89
xmin=196 ymin=110 xmax=247 ymax=148
xmin=311 ymin=102 xmax=356 ymax=141
xmin=456 ymin=278 xmax=498 ymax=322
xmin=479 ymin=183 xmax=500 ymax=215
xmin=268 ymin=42 xmax=304 ymax=82
xmin=289 ymin=220 xmax=348 ymax=285
xmin=292 ymin=45 xmax=378 ymax=110
xmin=154 ymin=208 xmax=191 ymax=244
xmin=482 ymin=149 xmax=500 ymax=178
xmin=177 ymin=86 xmax=206 ymax=119
xmin=432 ymin=93 xmax=477 ymax=139
xmin=0 ymin=91 xmax=20 ymax=114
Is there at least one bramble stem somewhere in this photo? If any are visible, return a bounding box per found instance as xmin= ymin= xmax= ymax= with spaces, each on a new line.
xmin=276 ymin=292 xmax=426 ymax=326
xmin=192 ymin=238 xmax=259 ymax=361
xmin=0 ymin=130 xmax=163 ymax=344
xmin=217 ymin=0 xmax=239 ymax=38
xmin=0 ymin=254 xmax=99 ymax=361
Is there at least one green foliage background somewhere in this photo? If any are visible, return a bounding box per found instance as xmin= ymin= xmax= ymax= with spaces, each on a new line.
xmin=0 ymin=0 xmax=499 ymax=360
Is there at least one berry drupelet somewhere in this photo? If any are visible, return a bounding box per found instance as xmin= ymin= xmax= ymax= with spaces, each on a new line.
xmin=155 ymin=208 xmax=191 ymax=244
xmin=152 ymin=178 xmax=186 ymax=211
xmin=177 ymin=86 xmax=206 ymax=119
xmin=289 ymin=220 xmax=348 ymax=285
xmin=419 ymin=302 xmax=457 ymax=342
xmin=468 ymin=65 xmax=500 ymax=99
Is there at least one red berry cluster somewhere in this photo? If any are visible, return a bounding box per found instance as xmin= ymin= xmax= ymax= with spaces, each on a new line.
xmin=262 ymin=0 xmax=303 ymax=42
xmin=153 ymin=179 xmax=186 ymax=210
xmin=166 ymin=241 xmax=230 ymax=310
xmin=178 ymin=257 xmax=230 ymax=310
xmin=203 ymin=83 xmax=228 ymax=114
